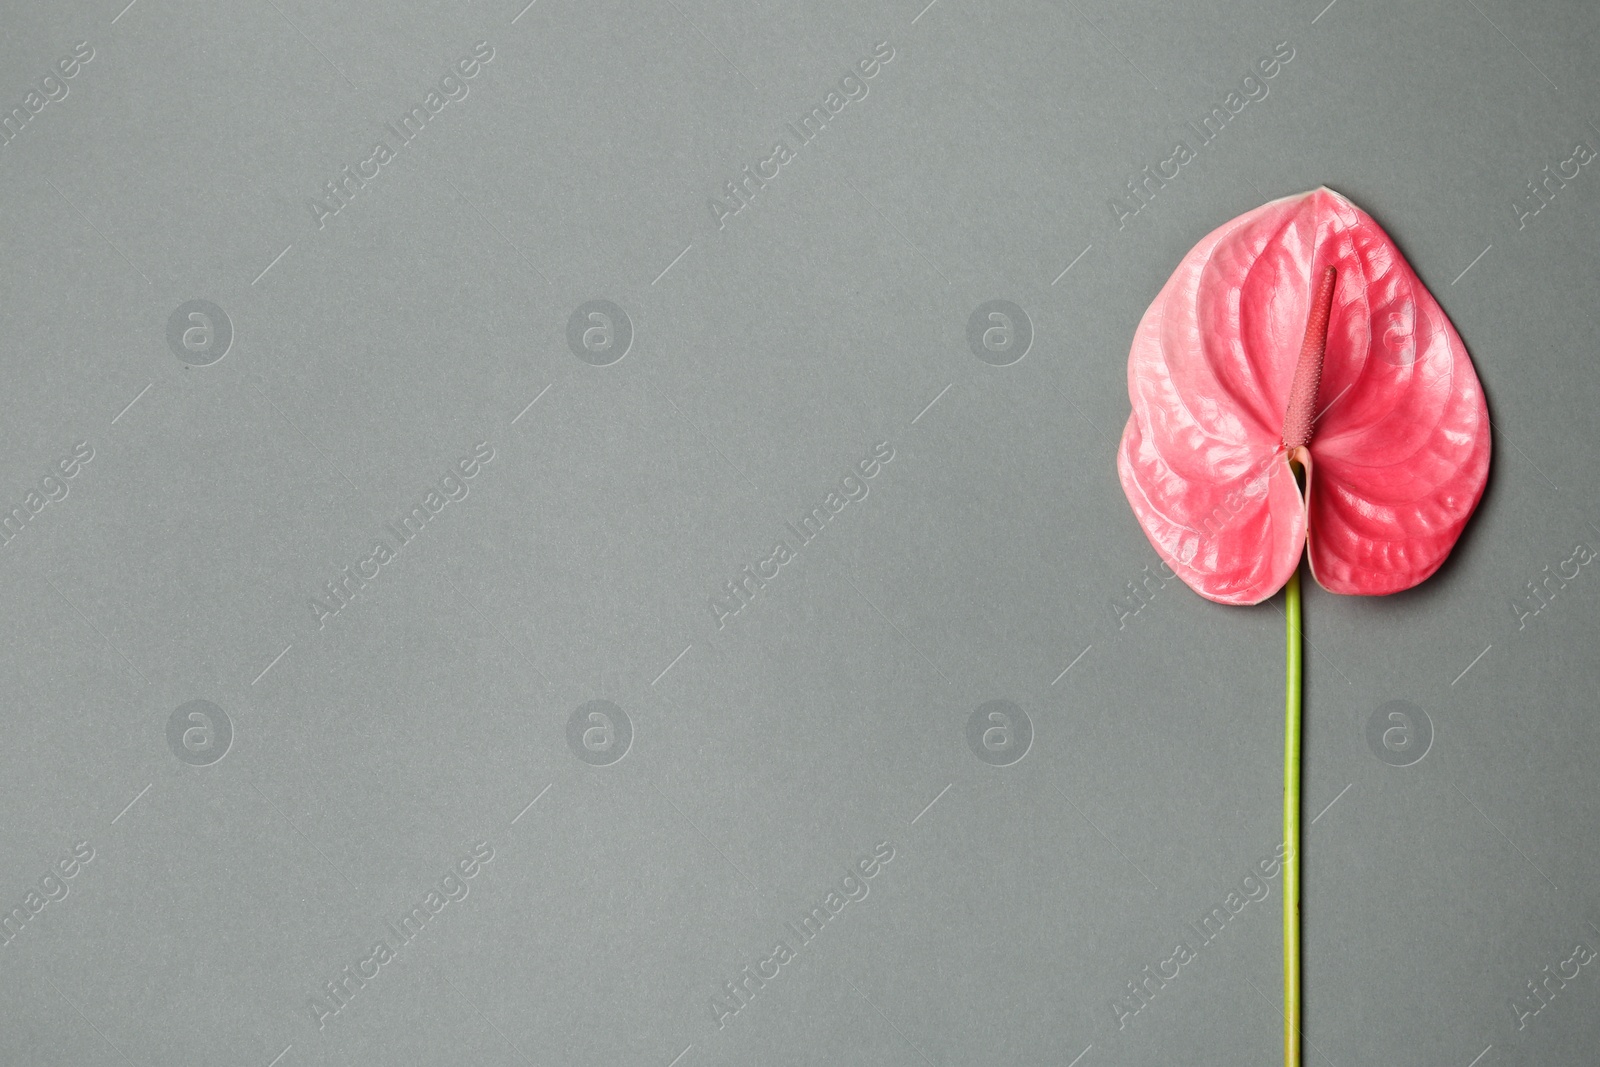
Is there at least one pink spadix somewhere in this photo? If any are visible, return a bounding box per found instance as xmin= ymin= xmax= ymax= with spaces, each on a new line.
xmin=1281 ymin=265 xmax=1337 ymax=452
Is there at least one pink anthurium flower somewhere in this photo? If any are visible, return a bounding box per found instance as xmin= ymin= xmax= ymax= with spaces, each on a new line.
xmin=1117 ymin=186 xmax=1491 ymax=605
xmin=1114 ymin=186 xmax=1490 ymax=1067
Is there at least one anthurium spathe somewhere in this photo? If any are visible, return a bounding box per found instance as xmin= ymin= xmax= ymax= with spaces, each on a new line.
xmin=1117 ymin=186 xmax=1491 ymax=605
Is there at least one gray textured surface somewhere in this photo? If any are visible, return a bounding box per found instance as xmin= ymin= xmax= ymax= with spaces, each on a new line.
xmin=2 ymin=1 xmax=1598 ymax=1064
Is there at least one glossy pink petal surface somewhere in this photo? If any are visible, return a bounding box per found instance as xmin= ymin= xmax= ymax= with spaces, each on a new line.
xmin=1117 ymin=187 xmax=1490 ymax=604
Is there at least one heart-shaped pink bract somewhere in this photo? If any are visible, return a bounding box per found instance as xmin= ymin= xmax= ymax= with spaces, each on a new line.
xmin=1117 ymin=187 xmax=1490 ymax=605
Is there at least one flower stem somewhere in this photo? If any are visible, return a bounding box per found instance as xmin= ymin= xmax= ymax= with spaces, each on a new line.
xmin=1282 ymin=513 xmax=1304 ymax=1067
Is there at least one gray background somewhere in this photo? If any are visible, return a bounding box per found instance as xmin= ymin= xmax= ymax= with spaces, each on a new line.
xmin=1 ymin=0 xmax=1596 ymax=1064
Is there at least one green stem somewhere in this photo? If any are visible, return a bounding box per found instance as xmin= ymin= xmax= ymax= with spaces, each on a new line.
xmin=1283 ymin=557 xmax=1303 ymax=1067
